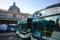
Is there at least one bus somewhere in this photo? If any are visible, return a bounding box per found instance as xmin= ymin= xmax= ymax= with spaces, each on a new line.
xmin=16 ymin=18 xmax=57 ymax=40
xmin=16 ymin=20 xmax=31 ymax=40
xmin=31 ymin=18 xmax=57 ymax=40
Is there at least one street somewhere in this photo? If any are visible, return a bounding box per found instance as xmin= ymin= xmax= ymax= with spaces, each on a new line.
xmin=0 ymin=32 xmax=20 ymax=40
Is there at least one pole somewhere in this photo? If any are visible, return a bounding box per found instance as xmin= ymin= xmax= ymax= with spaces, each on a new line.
xmin=39 ymin=17 xmax=43 ymax=40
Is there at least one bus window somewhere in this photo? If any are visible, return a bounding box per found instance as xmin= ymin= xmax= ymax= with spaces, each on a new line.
xmin=45 ymin=20 xmax=57 ymax=37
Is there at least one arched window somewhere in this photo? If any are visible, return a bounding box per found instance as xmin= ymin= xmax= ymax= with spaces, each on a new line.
xmin=13 ymin=14 xmax=16 ymax=17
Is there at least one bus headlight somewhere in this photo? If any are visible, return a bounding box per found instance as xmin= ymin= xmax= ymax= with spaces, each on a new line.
xmin=16 ymin=31 xmax=19 ymax=35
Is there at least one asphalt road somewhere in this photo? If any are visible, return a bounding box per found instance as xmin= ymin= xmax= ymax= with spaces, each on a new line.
xmin=0 ymin=32 xmax=20 ymax=40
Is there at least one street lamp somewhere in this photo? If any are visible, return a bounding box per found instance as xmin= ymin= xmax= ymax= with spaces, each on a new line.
xmin=39 ymin=13 xmax=43 ymax=40
xmin=36 ymin=12 xmax=43 ymax=40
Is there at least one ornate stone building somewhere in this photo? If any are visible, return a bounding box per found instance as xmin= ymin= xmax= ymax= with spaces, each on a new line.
xmin=0 ymin=2 xmax=31 ymax=24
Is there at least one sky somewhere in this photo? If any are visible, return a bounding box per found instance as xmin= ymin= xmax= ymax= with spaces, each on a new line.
xmin=0 ymin=0 xmax=60 ymax=14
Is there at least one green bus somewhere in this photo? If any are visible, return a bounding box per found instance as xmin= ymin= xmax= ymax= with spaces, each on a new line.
xmin=32 ymin=19 xmax=57 ymax=40
xmin=16 ymin=20 xmax=31 ymax=40
xmin=16 ymin=18 xmax=57 ymax=40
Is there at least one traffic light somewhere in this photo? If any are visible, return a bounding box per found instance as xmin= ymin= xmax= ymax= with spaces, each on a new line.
xmin=27 ymin=18 xmax=33 ymax=29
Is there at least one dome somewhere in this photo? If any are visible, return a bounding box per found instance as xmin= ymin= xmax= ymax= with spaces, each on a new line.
xmin=9 ymin=2 xmax=20 ymax=12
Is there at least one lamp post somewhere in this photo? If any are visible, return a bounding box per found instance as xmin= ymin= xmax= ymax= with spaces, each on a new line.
xmin=35 ymin=11 xmax=43 ymax=40
xmin=39 ymin=13 xmax=43 ymax=40
xmin=36 ymin=11 xmax=43 ymax=40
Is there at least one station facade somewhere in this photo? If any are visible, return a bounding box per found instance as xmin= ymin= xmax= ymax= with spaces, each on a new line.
xmin=0 ymin=2 xmax=31 ymax=31
xmin=0 ymin=2 xmax=31 ymax=24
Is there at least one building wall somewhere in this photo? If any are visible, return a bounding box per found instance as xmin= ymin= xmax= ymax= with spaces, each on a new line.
xmin=41 ymin=7 xmax=60 ymax=16
xmin=0 ymin=9 xmax=31 ymax=21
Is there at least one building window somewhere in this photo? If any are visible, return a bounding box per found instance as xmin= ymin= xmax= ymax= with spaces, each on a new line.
xmin=13 ymin=14 xmax=16 ymax=17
